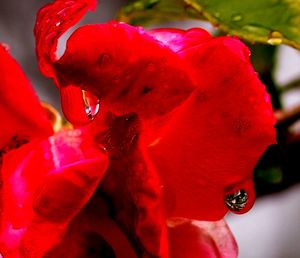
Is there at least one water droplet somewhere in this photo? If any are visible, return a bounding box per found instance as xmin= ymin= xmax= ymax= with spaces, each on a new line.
xmin=137 ymin=26 xmax=145 ymax=34
xmin=242 ymin=25 xmax=268 ymax=36
xmin=111 ymin=21 xmax=118 ymax=28
xmin=231 ymin=13 xmax=243 ymax=22
xmin=82 ymin=90 xmax=100 ymax=120
xmin=0 ymin=43 xmax=10 ymax=51
xmin=214 ymin=12 xmax=220 ymax=18
xmin=60 ymin=86 xmax=100 ymax=126
xmin=98 ymin=53 xmax=112 ymax=66
xmin=225 ymin=189 xmax=248 ymax=212
xmin=267 ymin=31 xmax=283 ymax=45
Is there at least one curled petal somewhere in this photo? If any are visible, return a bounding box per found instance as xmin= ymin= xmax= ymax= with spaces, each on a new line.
xmin=54 ymin=22 xmax=194 ymax=122
xmin=34 ymin=0 xmax=97 ymax=78
xmin=149 ymin=36 xmax=276 ymax=220
xmin=35 ymin=0 xmax=196 ymax=123
xmin=167 ymin=218 xmax=238 ymax=258
xmin=0 ymin=130 xmax=108 ymax=257
xmin=0 ymin=45 xmax=52 ymax=150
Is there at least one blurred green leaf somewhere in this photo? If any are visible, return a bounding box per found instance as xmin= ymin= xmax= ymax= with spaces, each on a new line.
xmin=256 ymin=167 xmax=283 ymax=184
xmin=119 ymin=0 xmax=300 ymax=50
xmin=117 ymin=0 xmax=201 ymax=26
xmin=249 ymin=44 xmax=281 ymax=108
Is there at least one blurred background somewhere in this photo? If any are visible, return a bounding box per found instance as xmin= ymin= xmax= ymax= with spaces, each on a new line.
xmin=1 ymin=1 xmax=300 ymax=257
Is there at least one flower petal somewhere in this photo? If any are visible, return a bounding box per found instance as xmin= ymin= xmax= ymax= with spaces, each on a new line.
xmin=148 ymin=27 xmax=211 ymax=52
xmin=44 ymin=195 xmax=137 ymax=258
xmin=0 ymin=45 xmax=52 ymax=150
xmin=148 ymin=36 xmax=276 ymax=220
xmin=98 ymin=113 xmax=168 ymax=257
xmin=167 ymin=218 xmax=238 ymax=258
xmin=55 ymin=22 xmax=194 ymax=122
xmin=0 ymin=130 xmax=108 ymax=257
xmin=34 ymin=0 xmax=97 ymax=78
xmin=35 ymin=1 xmax=195 ymax=124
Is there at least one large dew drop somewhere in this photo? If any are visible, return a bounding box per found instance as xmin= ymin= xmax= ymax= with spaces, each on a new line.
xmin=60 ymin=86 xmax=100 ymax=126
xmin=224 ymin=179 xmax=255 ymax=214
xmin=82 ymin=89 xmax=100 ymax=120
xmin=224 ymin=189 xmax=248 ymax=212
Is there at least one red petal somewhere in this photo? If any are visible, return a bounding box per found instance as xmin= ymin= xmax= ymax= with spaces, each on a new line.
xmin=0 ymin=130 xmax=108 ymax=257
xmin=44 ymin=195 xmax=137 ymax=258
xmin=35 ymin=0 xmax=195 ymax=123
xmin=148 ymin=36 xmax=276 ymax=220
xmin=168 ymin=218 xmax=237 ymax=258
xmin=148 ymin=27 xmax=211 ymax=52
xmin=98 ymin=114 xmax=168 ymax=257
xmin=34 ymin=0 xmax=97 ymax=78
xmin=53 ymin=22 xmax=195 ymax=122
xmin=59 ymin=85 xmax=93 ymax=125
xmin=0 ymin=45 xmax=52 ymax=149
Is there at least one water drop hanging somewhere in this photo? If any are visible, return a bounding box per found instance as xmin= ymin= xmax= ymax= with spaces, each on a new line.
xmin=60 ymin=85 xmax=100 ymax=126
xmin=82 ymin=89 xmax=100 ymax=120
xmin=225 ymin=189 xmax=248 ymax=212
xmin=267 ymin=31 xmax=283 ymax=45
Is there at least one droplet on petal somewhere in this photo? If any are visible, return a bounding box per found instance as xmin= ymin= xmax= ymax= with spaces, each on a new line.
xmin=225 ymin=189 xmax=248 ymax=213
xmin=82 ymin=90 xmax=100 ymax=120
xmin=97 ymin=53 xmax=112 ymax=67
xmin=60 ymin=86 xmax=99 ymax=126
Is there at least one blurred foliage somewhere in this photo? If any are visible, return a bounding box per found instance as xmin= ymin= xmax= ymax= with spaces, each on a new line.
xmin=249 ymin=44 xmax=281 ymax=109
xmin=119 ymin=0 xmax=300 ymax=50
xmin=117 ymin=0 xmax=201 ymax=25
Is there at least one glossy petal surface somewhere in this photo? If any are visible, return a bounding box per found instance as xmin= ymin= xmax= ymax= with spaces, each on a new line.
xmin=34 ymin=0 xmax=97 ymax=78
xmin=55 ymin=22 xmax=195 ymax=122
xmin=0 ymin=130 xmax=108 ymax=257
xmin=35 ymin=1 xmax=195 ymax=123
xmin=148 ymin=36 xmax=276 ymax=220
xmin=0 ymin=45 xmax=52 ymax=149
xmin=168 ymin=219 xmax=237 ymax=258
xmin=148 ymin=28 xmax=211 ymax=52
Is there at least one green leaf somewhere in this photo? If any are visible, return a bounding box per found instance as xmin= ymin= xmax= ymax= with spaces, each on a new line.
xmin=118 ymin=0 xmax=300 ymax=50
xmin=117 ymin=0 xmax=201 ymax=26
xmin=186 ymin=0 xmax=300 ymax=49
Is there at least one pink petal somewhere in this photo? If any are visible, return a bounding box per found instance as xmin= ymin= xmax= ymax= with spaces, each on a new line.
xmin=148 ymin=27 xmax=211 ymax=52
xmin=168 ymin=218 xmax=238 ymax=258
xmin=0 ymin=130 xmax=108 ymax=257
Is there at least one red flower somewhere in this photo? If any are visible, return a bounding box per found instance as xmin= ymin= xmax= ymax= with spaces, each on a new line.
xmin=0 ymin=0 xmax=276 ymax=257
xmin=0 ymin=44 xmax=236 ymax=258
